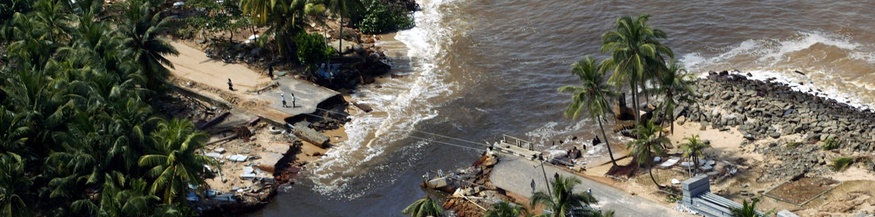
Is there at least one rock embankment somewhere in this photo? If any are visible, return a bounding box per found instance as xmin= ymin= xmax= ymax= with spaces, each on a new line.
xmin=674 ymin=70 xmax=875 ymax=181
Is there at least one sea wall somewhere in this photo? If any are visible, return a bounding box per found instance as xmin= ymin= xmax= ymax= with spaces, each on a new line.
xmin=674 ymin=71 xmax=875 ymax=181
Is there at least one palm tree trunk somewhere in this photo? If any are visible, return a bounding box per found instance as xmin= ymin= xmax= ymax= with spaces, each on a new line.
xmin=631 ymin=79 xmax=640 ymax=123
xmin=598 ymin=117 xmax=618 ymax=167
xmin=668 ymin=92 xmax=675 ymax=134
xmin=644 ymin=81 xmax=650 ymax=106
xmin=338 ymin=16 xmax=343 ymax=55
xmin=649 ymin=165 xmax=661 ymax=188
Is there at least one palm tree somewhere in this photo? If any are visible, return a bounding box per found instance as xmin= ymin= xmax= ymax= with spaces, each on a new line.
xmin=680 ymin=135 xmax=710 ymax=173
xmin=98 ymin=174 xmax=160 ymax=217
xmin=530 ymin=175 xmax=597 ymax=217
xmin=139 ymin=118 xmax=218 ymax=204
xmin=601 ymin=14 xmax=673 ymax=123
xmin=484 ymin=200 xmax=526 ymax=217
xmin=120 ymin=0 xmax=179 ymax=91
xmin=240 ymin=0 xmax=310 ymax=57
xmin=731 ymin=198 xmax=765 ymax=217
xmin=0 ymin=106 xmax=29 ymax=153
xmin=627 ymin=120 xmax=668 ymax=188
xmin=240 ymin=0 xmax=274 ymax=26
xmin=559 ymin=56 xmax=619 ymax=167
xmin=323 ymin=0 xmax=364 ymax=54
xmin=654 ymin=60 xmax=694 ymax=134
xmin=402 ymin=196 xmax=443 ymax=217
xmin=0 ymin=153 xmax=32 ymax=217
xmin=32 ymin=0 xmax=73 ymax=45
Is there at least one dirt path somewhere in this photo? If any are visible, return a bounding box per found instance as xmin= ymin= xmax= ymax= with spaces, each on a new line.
xmin=166 ymin=41 xmax=271 ymax=92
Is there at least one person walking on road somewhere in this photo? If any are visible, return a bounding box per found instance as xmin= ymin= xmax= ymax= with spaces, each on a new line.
xmin=291 ymin=93 xmax=296 ymax=108
xmin=268 ymin=64 xmax=274 ymax=79
xmin=227 ymin=79 xmax=234 ymax=91
xmin=281 ymin=93 xmax=287 ymax=108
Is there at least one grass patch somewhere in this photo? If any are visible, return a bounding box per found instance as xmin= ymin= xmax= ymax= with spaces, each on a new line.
xmin=832 ymin=157 xmax=855 ymax=172
xmin=786 ymin=141 xmax=803 ymax=149
xmin=822 ymin=137 xmax=839 ymax=150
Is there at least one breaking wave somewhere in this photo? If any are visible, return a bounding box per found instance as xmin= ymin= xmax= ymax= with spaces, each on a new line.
xmin=680 ymin=31 xmax=875 ymax=111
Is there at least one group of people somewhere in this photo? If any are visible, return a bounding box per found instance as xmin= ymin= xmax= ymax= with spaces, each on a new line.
xmin=565 ymin=136 xmax=602 ymax=159
xmin=226 ymin=64 xmax=299 ymax=109
xmin=281 ymin=93 xmax=296 ymax=108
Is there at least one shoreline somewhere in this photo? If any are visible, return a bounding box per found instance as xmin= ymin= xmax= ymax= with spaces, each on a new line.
xmin=585 ymin=70 xmax=875 ymax=216
xmin=441 ymin=69 xmax=875 ymax=216
xmin=161 ymin=23 xmax=411 ymax=214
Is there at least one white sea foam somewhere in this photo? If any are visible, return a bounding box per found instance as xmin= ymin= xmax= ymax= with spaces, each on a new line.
xmin=307 ymin=0 xmax=460 ymax=198
xmin=680 ymin=31 xmax=875 ymax=111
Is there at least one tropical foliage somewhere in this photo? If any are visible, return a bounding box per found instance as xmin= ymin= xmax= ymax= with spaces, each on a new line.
xmin=563 ymin=14 xmax=692 ymax=191
xmin=403 ymin=196 xmax=443 ymax=217
xmin=484 ymin=200 xmax=526 ymax=217
xmin=627 ymin=120 xmax=668 ymax=187
xmin=185 ymin=0 xmax=251 ymax=41
xmin=680 ymin=135 xmax=710 ymax=172
xmin=731 ymin=198 xmax=766 ymax=217
xmin=359 ymin=0 xmax=415 ymax=34
xmin=559 ymin=56 xmax=619 ymax=166
xmin=121 ymin=0 xmax=180 ymax=91
xmin=530 ymin=175 xmax=598 ymax=217
xmin=653 ymin=60 xmax=694 ymax=134
xmin=601 ymin=14 xmax=673 ymax=123
xmin=321 ymin=0 xmax=365 ymax=52
xmin=295 ymin=32 xmax=330 ymax=69
xmin=0 ymin=0 xmax=216 ymax=215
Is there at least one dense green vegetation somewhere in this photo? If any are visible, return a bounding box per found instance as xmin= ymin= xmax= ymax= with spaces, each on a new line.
xmin=0 ymin=0 xmax=219 ymax=215
xmin=0 ymin=0 xmax=417 ymax=215
xmin=294 ymin=32 xmax=331 ymax=69
xmin=359 ymin=0 xmax=415 ymax=34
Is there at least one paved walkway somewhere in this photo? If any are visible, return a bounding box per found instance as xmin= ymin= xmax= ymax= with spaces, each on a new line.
xmin=490 ymin=154 xmax=688 ymax=217
xmin=253 ymin=76 xmax=340 ymax=122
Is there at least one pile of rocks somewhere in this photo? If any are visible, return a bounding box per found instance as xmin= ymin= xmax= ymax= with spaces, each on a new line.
xmin=748 ymin=140 xmax=832 ymax=182
xmin=675 ymin=71 xmax=875 ymax=152
xmin=673 ymin=70 xmax=875 ymax=181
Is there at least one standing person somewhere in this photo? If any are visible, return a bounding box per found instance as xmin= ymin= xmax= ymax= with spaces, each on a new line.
xmin=281 ymin=93 xmax=287 ymax=108
xmin=268 ymin=64 xmax=274 ymax=79
xmin=227 ymin=79 xmax=234 ymax=91
xmin=291 ymin=93 xmax=296 ymax=108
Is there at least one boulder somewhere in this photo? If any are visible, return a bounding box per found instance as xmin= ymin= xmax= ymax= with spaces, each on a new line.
xmin=673 ymin=105 xmax=686 ymax=119
xmin=769 ymin=132 xmax=781 ymax=139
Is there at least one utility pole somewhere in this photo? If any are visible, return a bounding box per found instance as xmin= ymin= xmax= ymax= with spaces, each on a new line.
xmin=536 ymin=159 xmax=554 ymax=199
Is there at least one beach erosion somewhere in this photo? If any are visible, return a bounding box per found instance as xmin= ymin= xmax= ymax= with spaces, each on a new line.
xmin=262 ymin=1 xmax=875 ymax=216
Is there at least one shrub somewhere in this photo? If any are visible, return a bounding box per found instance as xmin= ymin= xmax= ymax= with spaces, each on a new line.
xmin=294 ymin=32 xmax=328 ymax=68
xmin=822 ymin=137 xmax=839 ymax=150
xmin=359 ymin=0 xmax=415 ymax=34
xmin=832 ymin=156 xmax=855 ymax=172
